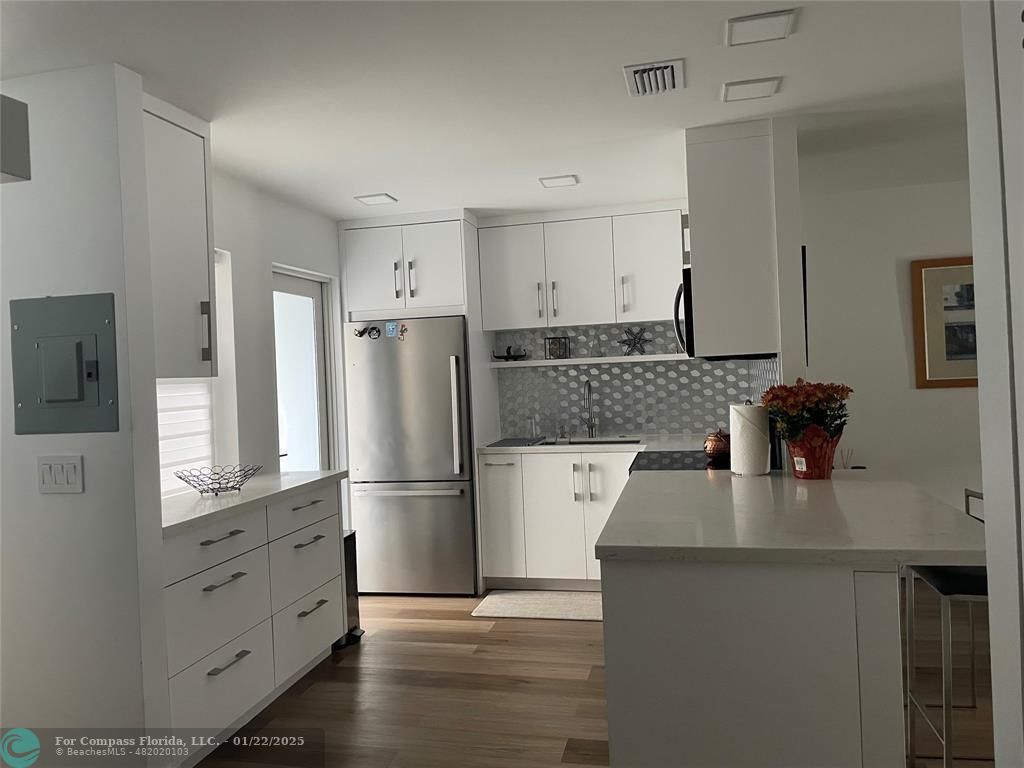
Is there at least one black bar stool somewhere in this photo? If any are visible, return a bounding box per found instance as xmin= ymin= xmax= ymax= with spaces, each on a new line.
xmin=905 ymin=560 xmax=987 ymax=767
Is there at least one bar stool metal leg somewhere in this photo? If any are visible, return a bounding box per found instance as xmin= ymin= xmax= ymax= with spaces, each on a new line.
xmin=941 ymin=596 xmax=954 ymax=768
xmin=905 ymin=570 xmax=917 ymax=767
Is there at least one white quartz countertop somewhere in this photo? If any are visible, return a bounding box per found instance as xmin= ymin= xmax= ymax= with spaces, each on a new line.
xmin=596 ymin=470 xmax=986 ymax=566
xmin=162 ymin=470 xmax=347 ymax=536
xmin=478 ymin=433 xmax=704 ymax=455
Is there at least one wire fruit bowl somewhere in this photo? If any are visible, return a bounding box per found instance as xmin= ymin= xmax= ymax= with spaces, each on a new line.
xmin=175 ymin=464 xmax=263 ymax=496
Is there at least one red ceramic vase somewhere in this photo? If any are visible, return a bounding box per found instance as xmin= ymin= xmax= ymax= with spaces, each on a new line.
xmin=786 ymin=424 xmax=841 ymax=480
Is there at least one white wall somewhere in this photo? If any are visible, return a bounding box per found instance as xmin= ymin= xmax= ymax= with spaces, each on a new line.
xmin=0 ymin=64 xmax=168 ymax=734
xmin=800 ymin=117 xmax=981 ymax=506
xmin=210 ymin=171 xmax=341 ymax=474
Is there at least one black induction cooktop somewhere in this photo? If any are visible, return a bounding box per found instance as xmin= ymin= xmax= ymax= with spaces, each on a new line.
xmin=629 ymin=450 xmax=730 ymax=472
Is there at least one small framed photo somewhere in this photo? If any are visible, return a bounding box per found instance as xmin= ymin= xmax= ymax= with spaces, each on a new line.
xmin=545 ymin=336 xmax=570 ymax=360
xmin=911 ymin=256 xmax=977 ymax=388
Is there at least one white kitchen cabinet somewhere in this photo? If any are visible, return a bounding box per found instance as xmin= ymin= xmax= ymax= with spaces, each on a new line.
xmin=479 ymin=455 xmax=527 ymax=578
xmin=582 ymin=453 xmax=635 ymax=579
xmin=402 ymin=220 xmax=465 ymax=309
xmin=343 ymin=221 xmax=465 ymax=316
xmin=685 ymin=123 xmax=780 ymax=357
xmin=522 ymin=453 xmax=587 ymax=579
xmin=479 ymin=224 xmax=547 ymax=331
xmin=343 ymin=226 xmax=406 ymax=313
xmin=543 ymin=218 xmax=616 ymax=326
xmin=144 ymin=102 xmax=216 ymax=378
xmin=612 ymin=211 xmax=683 ymax=323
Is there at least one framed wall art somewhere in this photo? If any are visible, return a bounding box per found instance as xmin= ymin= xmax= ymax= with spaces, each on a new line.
xmin=911 ymin=256 xmax=977 ymax=389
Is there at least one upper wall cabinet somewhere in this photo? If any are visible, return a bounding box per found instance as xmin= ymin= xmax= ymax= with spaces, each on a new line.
xmin=343 ymin=220 xmax=465 ymax=316
xmin=685 ymin=122 xmax=784 ymax=358
xmin=612 ymin=210 xmax=684 ymax=324
xmin=144 ymin=98 xmax=216 ymax=378
xmin=543 ymin=218 xmax=616 ymax=327
xmin=479 ymin=224 xmax=547 ymax=331
xmin=478 ymin=208 xmax=682 ymax=332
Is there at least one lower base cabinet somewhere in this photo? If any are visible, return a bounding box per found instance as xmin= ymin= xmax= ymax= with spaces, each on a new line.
xmin=273 ymin=576 xmax=344 ymax=685
xmin=169 ymin=620 xmax=275 ymax=730
xmin=483 ymin=451 xmax=637 ymax=581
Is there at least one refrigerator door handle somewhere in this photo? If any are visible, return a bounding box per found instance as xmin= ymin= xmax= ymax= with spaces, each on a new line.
xmin=450 ymin=355 xmax=462 ymax=476
xmin=352 ymin=488 xmax=465 ymax=498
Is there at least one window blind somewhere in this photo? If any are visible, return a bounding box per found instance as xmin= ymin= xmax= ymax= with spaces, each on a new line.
xmin=156 ymin=379 xmax=215 ymax=498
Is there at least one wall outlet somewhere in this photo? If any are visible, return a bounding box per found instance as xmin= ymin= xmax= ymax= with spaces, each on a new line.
xmin=39 ymin=455 xmax=84 ymax=494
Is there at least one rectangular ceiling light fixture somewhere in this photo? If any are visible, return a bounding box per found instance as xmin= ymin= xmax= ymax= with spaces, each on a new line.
xmin=726 ymin=9 xmax=798 ymax=46
xmin=722 ymin=77 xmax=783 ymax=102
xmin=354 ymin=192 xmax=398 ymax=206
xmin=539 ymin=175 xmax=579 ymax=189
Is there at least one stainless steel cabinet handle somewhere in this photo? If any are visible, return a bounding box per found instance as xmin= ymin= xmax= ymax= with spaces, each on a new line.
xmin=297 ymin=598 xmax=330 ymax=618
xmin=407 ymin=259 xmax=416 ymax=299
xmin=291 ymin=499 xmax=324 ymax=512
xmin=202 ymin=571 xmax=247 ymax=593
xmin=207 ymin=649 xmax=251 ymax=677
xmin=551 ymin=281 xmax=559 ymax=318
xmin=352 ymin=488 xmax=464 ymax=497
xmin=620 ymin=275 xmax=628 ymax=314
xmin=587 ymin=462 xmax=595 ymax=502
xmin=393 ymin=261 xmax=402 ymax=299
xmin=536 ymin=282 xmax=544 ymax=318
xmin=293 ymin=533 xmax=327 ymax=550
xmin=450 ymin=355 xmax=462 ymax=475
xmin=571 ymin=463 xmax=581 ymax=502
xmin=200 ymin=300 xmax=213 ymax=363
xmin=483 ymin=462 xmax=516 ymax=467
xmin=199 ymin=529 xmax=245 ymax=547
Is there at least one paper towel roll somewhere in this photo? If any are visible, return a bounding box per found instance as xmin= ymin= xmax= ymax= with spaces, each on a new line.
xmin=729 ymin=404 xmax=770 ymax=476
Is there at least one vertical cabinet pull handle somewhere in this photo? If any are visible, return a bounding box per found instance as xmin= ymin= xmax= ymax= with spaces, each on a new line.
xmin=587 ymin=463 xmax=595 ymax=502
xmin=537 ymin=282 xmax=544 ymax=318
xmin=620 ymin=275 xmax=628 ymax=315
xmin=571 ymin=463 xmax=581 ymax=502
xmin=207 ymin=649 xmax=251 ymax=677
xmin=407 ymin=260 xmax=416 ymax=299
xmin=551 ymin=282 xmax=559 ymax=318
xmin=393 ymin=261 xmax=402 ymax=299
xmin=200 ymin=300 xmax=212 ymax=362
xmin=450 ymin=356 xmax=462 ymax=475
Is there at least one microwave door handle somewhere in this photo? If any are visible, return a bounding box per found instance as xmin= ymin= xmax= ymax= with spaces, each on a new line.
xmin=673 ymin=282 xmax=686 ymax=354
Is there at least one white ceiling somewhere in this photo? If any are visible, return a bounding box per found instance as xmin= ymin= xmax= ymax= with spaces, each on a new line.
xmin=1 ymin=1 xmax=966 ymax=220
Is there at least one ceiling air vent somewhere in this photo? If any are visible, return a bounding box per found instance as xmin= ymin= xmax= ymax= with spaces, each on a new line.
xmin=624 ymin=59 xmax=685 ymax=97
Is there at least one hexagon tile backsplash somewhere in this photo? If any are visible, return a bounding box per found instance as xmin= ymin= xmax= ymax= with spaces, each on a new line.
xmin=494 ymin=324 xmax=780 ymax=438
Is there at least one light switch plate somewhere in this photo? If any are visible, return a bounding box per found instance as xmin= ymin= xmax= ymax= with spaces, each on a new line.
xmin=39 ymin=455 xmax=84 ymax=494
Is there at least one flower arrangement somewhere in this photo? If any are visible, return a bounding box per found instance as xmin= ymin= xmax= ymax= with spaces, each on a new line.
xmin=760 ymin=379 xmax=853 ymax=479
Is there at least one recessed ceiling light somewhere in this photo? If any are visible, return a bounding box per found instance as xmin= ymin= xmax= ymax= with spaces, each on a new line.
xmin=354 ymin=192 xmax=398 ymax=206
xmin=722 ymin=77 xmax=783 ymax=102
xmin=539 ymin=175 xmax=579 ymax=189
xmin=726 ymin=9 xmax=798 ymax=46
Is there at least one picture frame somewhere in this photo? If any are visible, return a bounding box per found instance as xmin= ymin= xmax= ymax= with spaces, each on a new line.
xmin=545 ymin=336 xmax=571 ymax=360
xmin=911 ymin=256 xmax=978 ymax=389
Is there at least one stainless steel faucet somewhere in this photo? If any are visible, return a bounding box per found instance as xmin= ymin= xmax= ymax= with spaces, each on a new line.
xmin=581 ymin=380 xmax=598 ymax=438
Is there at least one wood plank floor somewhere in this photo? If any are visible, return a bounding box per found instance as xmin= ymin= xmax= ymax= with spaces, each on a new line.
xmin=200 ymin=586 xmax=993 ymax=767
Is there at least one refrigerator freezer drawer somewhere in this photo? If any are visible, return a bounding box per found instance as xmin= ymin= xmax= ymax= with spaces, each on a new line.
xmin=350 ymin=481 xmax=476 ymax=594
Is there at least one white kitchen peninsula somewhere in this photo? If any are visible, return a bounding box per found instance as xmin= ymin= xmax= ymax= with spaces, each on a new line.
xmin=596 ymin=470 xmax=986 ymax=768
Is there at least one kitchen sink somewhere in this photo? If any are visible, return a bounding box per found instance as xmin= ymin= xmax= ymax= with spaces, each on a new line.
xmin=539 ymin=436 xmax=642 ymax=445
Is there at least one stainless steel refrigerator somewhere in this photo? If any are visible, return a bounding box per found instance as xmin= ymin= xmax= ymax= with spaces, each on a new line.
xmin=344 ymin=316 xmax=476 ymax=594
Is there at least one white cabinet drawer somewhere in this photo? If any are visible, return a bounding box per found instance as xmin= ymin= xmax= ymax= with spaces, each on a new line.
xmin=164 ymin=547 xmax=271 ymax=676
xmin=169 ymin=620 xmax=274 ymax=730
xmin=163 ymin=505 xmax=269 ymax=586
xmin=269 ymin=516 xmax=341 ymax=613
xmin=273 ymin=576 xmax=344 ymax=686
xmin=268 ymin=482 xmax=339 ymax=540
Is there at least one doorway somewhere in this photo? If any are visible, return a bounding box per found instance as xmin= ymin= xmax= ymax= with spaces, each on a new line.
xmin=273 ymin=272 xmax=329 ymax=471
